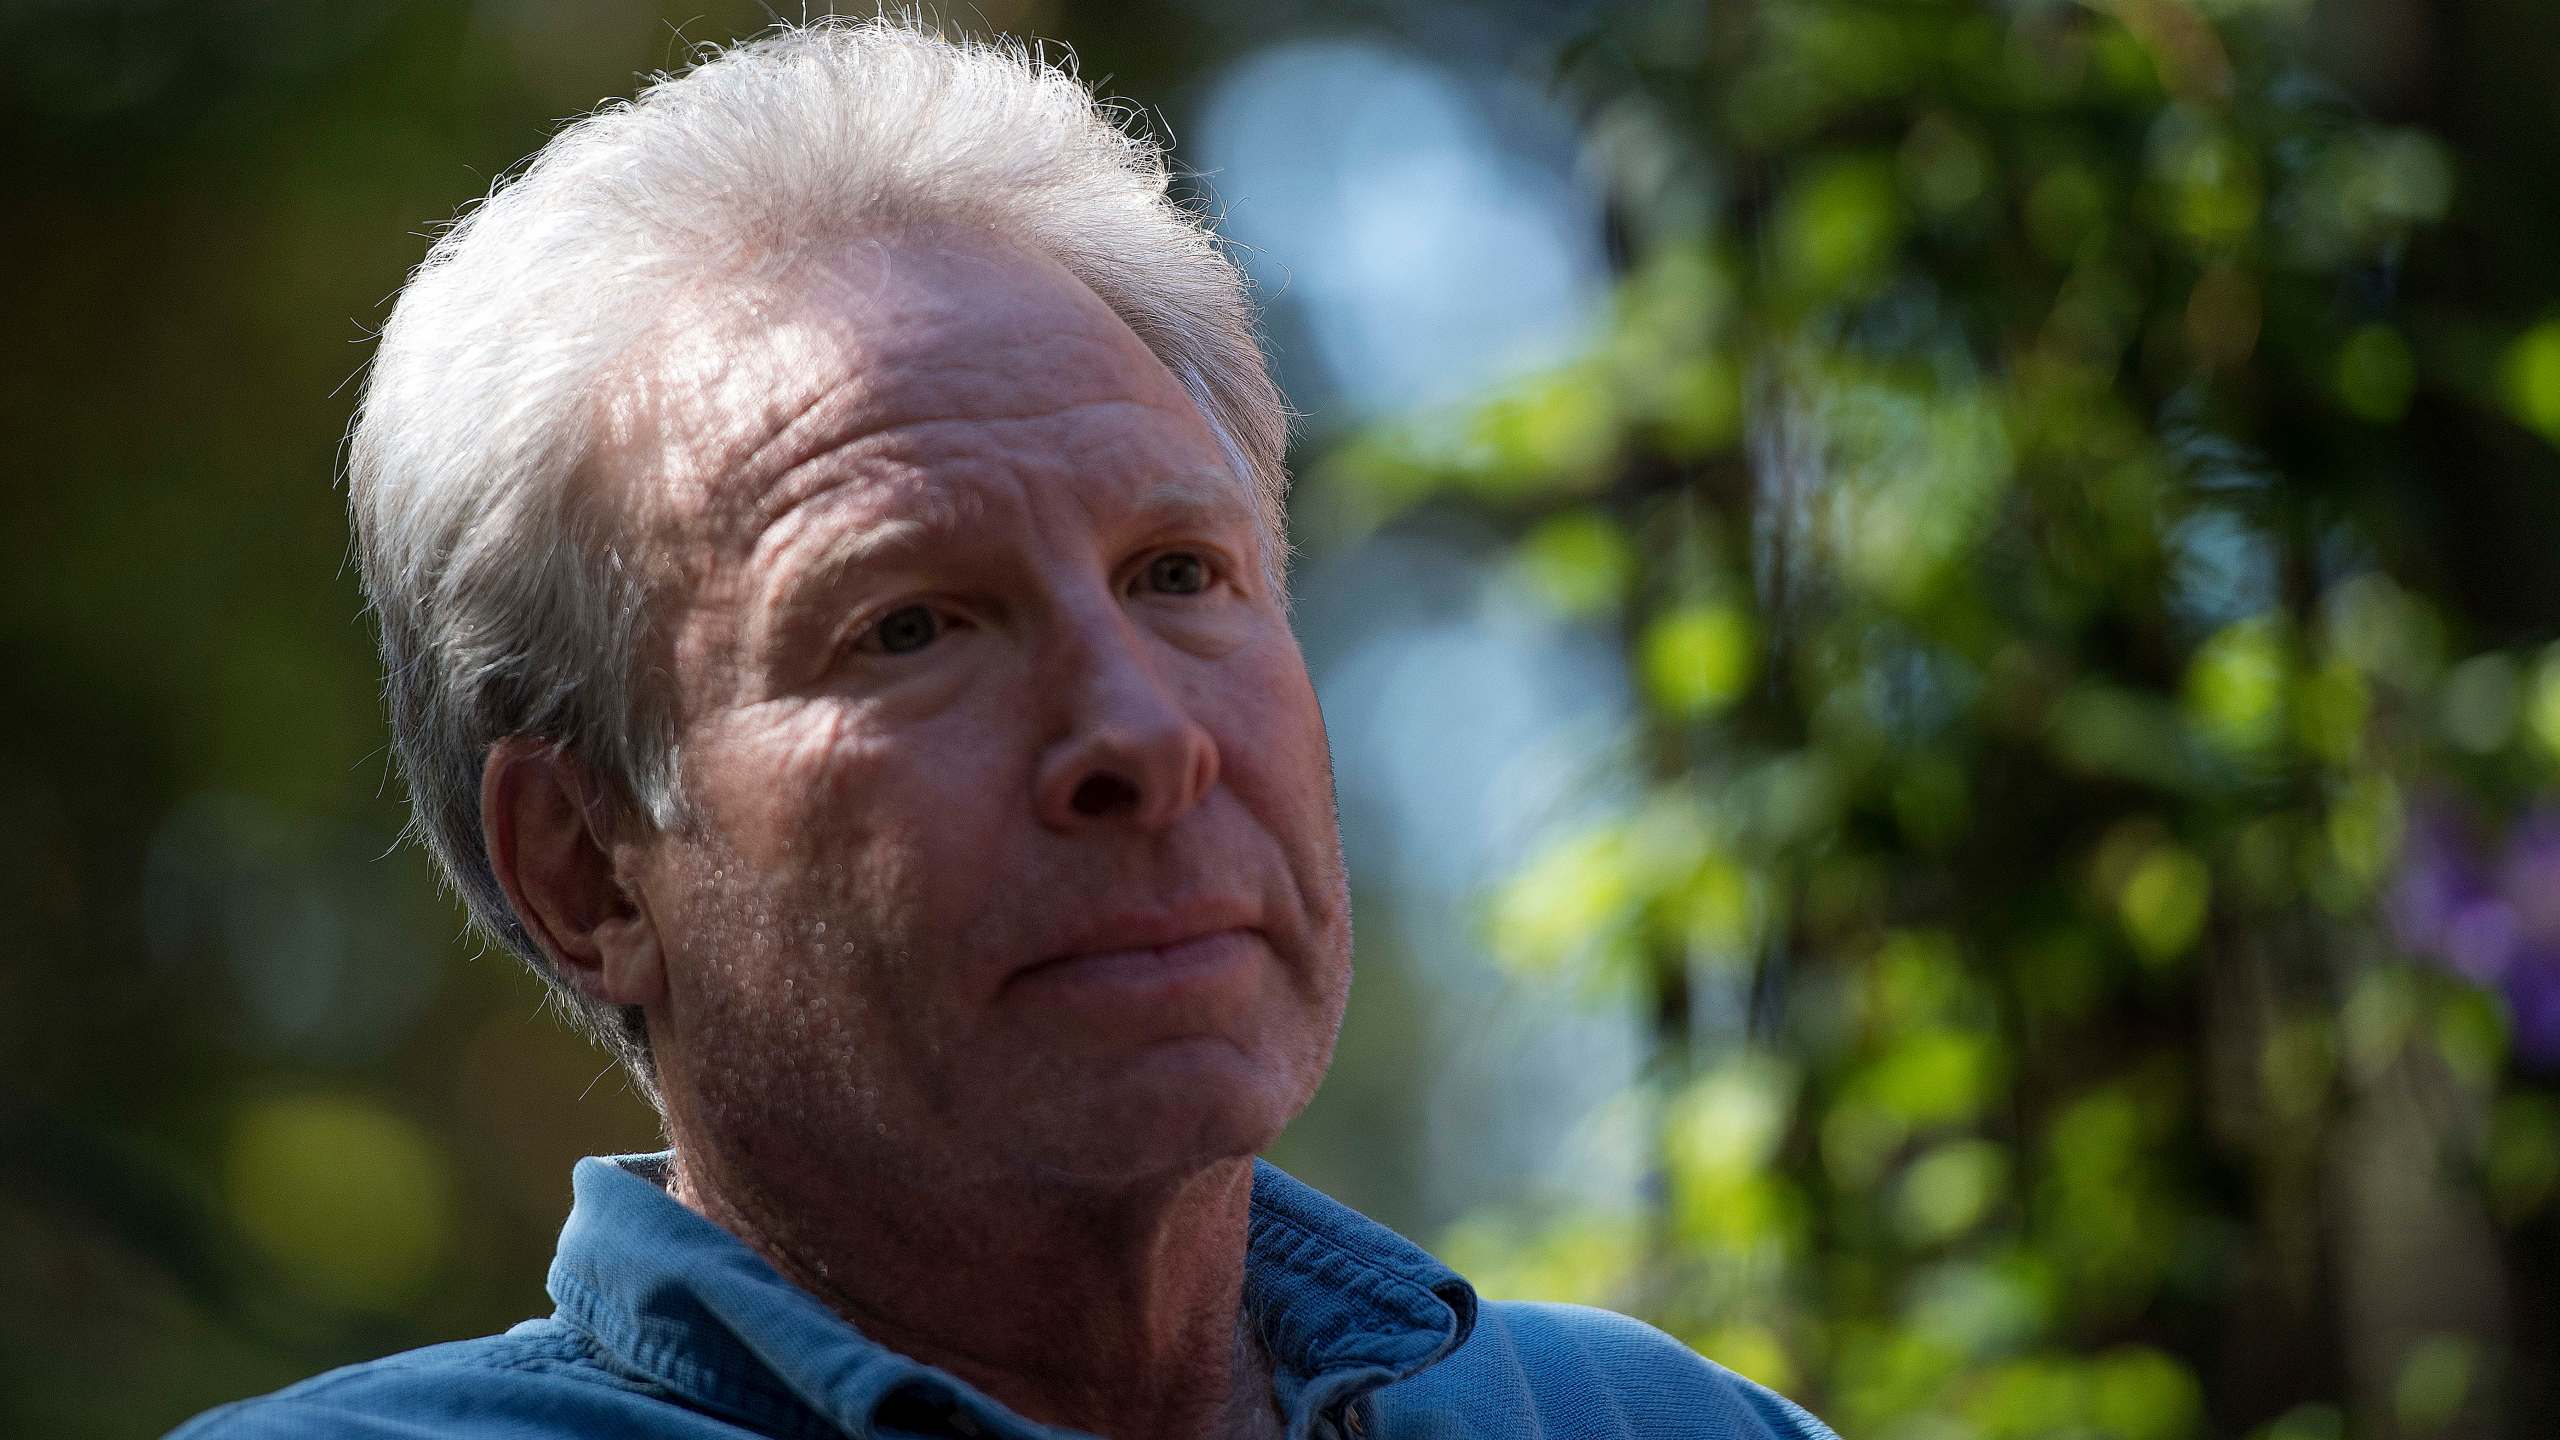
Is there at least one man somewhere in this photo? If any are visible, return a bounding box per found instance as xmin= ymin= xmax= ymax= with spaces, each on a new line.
xmin=175 ymin=19 xmax=1833 ymax=1440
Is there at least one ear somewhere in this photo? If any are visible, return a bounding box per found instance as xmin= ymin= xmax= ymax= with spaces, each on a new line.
xmin=481 ymin=737 xmax=668 ymax=1009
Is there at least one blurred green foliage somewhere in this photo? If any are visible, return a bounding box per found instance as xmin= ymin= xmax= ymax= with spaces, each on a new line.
xmin=1338 ymin=0 xmax=2560 ymax=1436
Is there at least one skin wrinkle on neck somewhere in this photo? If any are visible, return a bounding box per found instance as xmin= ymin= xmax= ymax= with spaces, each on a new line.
xmin=671 ymin=1144 xmax=1284 ymax=1439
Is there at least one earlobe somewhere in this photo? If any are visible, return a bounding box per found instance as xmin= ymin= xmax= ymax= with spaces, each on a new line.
xmin=481 ymin=738 xmax=669 ymax=1010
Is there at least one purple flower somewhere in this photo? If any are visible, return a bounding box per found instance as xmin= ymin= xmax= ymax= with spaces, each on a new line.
xmin=2393 ymin=804 xmax=2503 ymax=956
xmin=2391 ymin=797 xmax=2560 ymax=1070
xmin=2441 ymin=898 xmax=2522 ymax=985
xmin=2500 ymin=812 xmax=2560 ymax=938
xmin=2504 ymin=953 xmax=2560 ymax=1069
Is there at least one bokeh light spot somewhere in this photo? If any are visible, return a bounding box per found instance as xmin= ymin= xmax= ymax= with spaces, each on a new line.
xmin=1892 ymin=1139 xmax=2009 ymax=1244
xmin=2119 ymin=846 xmax=2212 ymax=962
xmin=225 ymin=1093 xmax=451 ymax=1309
xmin=1774 ymin=155 xmax=1903 ymax=300
xmin=1643 ymin=604 xmax=1758 ymax=717
xmin=2504 ymin=321 xmax=2560 ymax=445
xmin=2185 ymin=616 xmax=2288 ymax=751
xmin=2392 ymin=1335 xmax=2476 ymax=1436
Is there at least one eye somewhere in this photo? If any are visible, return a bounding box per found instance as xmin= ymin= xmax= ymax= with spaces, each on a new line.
xmin=1141 ymin=551 xmax=1211 ymax=596
xmin=862 ymin=604 xmax=943 ymax=656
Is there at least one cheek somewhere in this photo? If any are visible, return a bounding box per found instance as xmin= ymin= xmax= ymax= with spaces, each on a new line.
xmin=679 ymin=698 xmax=1023 ymax=929
xmin=656 ymin=710 xmax=932 ymax=1014
xmin=1205 ymin=644 xmax=1348 ymax=907
xmin=686 ymin=702 xmax=898 ymax=860
xmin=1217 ymin=644 xmax=1333 ymax=803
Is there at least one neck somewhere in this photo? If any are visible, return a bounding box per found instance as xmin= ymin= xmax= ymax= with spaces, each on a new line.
xmin=669 ymin=1137 xmax=1283 ymax=1440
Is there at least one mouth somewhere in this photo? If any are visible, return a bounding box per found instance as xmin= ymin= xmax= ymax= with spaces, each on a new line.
xmin=1018 ymin=927 xmax=1258 ymax=984
xmin=1009 ymin=905 xmax=1267 ymax=999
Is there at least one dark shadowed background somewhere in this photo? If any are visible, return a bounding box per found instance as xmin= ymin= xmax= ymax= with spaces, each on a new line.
xmin=5 ymin=2 xmax=2557 ymax=1437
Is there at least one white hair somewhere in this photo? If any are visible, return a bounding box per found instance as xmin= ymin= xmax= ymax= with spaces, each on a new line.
xmin=347 ymin=16 xmax=1290 ymax=1102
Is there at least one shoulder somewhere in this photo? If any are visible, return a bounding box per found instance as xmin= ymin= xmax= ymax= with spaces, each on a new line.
xmin=165 ymin=1320 xmax=662 ymax=1440
xmin=1373 ymin=1300 xmax=1836 ymax=1440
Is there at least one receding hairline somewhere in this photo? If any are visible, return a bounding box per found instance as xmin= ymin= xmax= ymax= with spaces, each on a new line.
xmin=582 ymin=224 xmax=1272 ymax=576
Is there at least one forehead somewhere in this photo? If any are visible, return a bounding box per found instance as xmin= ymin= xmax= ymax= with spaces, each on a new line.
xmin=594 ymin=233 xmax=1230 ymax=554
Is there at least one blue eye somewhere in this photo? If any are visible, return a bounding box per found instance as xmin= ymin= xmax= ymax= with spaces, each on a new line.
xmin=1145 ymin=552 xmax=1209 ymax=595
xmin=869 ymin=605 xmax=942 ymax=655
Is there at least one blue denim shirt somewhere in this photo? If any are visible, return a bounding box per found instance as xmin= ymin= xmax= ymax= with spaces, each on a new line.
xmin=172 ymin=1154 xmax=1835 ymax=1440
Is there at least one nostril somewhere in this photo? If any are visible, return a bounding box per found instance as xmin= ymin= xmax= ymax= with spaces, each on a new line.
xmin=1070 ymin=772 xmax=1140 ymax=817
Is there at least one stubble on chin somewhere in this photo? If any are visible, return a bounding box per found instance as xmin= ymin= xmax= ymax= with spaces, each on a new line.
xmin=653 ymin=786 xmax=1357 ymax=1203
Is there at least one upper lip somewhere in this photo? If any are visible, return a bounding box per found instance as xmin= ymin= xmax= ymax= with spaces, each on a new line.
xmin=1025 ymin=899 xmax=1265 ymax=974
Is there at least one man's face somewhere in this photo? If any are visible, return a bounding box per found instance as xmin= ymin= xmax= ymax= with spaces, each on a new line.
xmin=605 ymin=235 xmax=1351 ymax=1192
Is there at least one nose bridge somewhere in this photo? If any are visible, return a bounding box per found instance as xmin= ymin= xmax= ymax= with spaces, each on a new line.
xmin=1064 ymin=576 xmax=1157 ymax=691
xmin=1048 ymin=582 xmax=1164 ymax=713
xmin=1035 ymin=584 xmax=1218 ymax=830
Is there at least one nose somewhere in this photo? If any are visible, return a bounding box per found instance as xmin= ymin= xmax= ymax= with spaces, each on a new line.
xmin=1033 ymin=609 xmax=1220 ymax=833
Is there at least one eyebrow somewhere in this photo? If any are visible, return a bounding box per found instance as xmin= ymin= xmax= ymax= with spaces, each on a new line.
xmin=748 ymin=499 xmax=951 ymax=672
xmin=1122 ymin=473 xmax=1260 ymax=536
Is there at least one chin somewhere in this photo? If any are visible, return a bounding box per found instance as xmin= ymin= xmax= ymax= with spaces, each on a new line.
xmin=1012 ymin=1042 xmax=1313 ymax=1187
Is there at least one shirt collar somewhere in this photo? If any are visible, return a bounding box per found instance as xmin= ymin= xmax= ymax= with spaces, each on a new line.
xmin=548 ymin=1153 xmax=1477 ymax=1440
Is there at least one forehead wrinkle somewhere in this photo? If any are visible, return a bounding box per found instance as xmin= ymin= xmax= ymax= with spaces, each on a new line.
xmin=624 ymin=233 xmax=1259 ymax=611
xmin=629 ymin=233 xmax=1233 ymax=543
xmin=755 ymin=459 xmax=972 ymax=578
xmin=591 ymin=308 xmax=870 ymax=574
xmin=720 ymin=303 xmax=1170 ymax=524
xmin=747 ymin=393 xmax=1195 ymax=544
xmin=727 ymin=385 xmax=873 ymax=538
